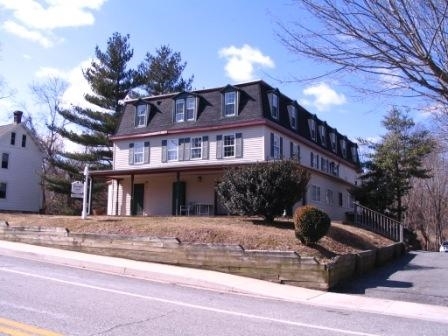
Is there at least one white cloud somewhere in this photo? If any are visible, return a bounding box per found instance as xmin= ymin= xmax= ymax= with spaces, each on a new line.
xmin=219 ymin=44 xmax=274 ymax=82
xmin=301 ymin=83 xmax=347 ymax=111
xmin=2 ymin=21 xmax=54 ymax=47
xmin=34 ymin=59 xmax=102 ymax=111
xmin=0 ymin=0 xmax=107 ymax=47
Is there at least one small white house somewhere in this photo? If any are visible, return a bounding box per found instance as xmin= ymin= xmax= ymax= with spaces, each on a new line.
xmin=0 ymin=111 xmax=44 ymax=212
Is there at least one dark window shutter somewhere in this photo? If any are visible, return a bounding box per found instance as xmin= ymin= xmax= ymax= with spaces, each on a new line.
xmin=235 ymin=133 xmax=243 ymax=158
xmin=310 ymin=152 xmax=314 ymax=167
xmin=216 ymin=135 xmax=223 ymax=159
xmin=129 ymin=143 xmax=134 ymax=165
xmin=297 ymin=145 xmax=301 ymax=162
xmin=290 ymin=142 xmax=293 ymax=159
xmin=144 ymin=141 xmax=150 ymax=163
xmin=202 ymin=136 xmax=209 ymax=160
xmin=280 ymin=137 xmax=283 ymax=158
xmin=161 ymin=140 xmax=167 ymax=163
xmin=270 ymin=133 xmax=274 ymax=158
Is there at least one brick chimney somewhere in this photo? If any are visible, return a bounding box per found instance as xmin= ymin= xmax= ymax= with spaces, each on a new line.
xmin=13 ymin=110 xmax=23 ymax=124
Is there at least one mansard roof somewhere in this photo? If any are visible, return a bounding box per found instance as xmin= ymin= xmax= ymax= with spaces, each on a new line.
xmin=114 ymin=80 xmax=359 ymax=165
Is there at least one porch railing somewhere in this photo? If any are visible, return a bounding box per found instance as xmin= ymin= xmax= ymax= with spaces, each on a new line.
xmin=353 ymin=202 xmax=404 ymax=242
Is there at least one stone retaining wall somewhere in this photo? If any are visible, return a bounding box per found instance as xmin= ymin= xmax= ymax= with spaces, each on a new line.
xmin=0 ymin=221 xmax=404 ymax=290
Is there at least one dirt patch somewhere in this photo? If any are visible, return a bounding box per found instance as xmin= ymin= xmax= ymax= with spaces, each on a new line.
xmin=0 ymin=214 xmax=394 ymax=262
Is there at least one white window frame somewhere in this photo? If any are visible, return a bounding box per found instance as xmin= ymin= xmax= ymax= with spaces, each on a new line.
xmin=271 ymin=94 xmax=279 ymax=119
xmin=136 ymin=104 xmax=148 ymax=127
xmin=190 ymin=136 xmax=202 ymax=160
xmin=273 ymin=134 xmax=281 ymax=160
xmin=319 ymin=125 xmax=326 ymax=147
xmin=326 ymin=189 xmax=334 ymax=206
xmin=167 ymin=139 xmax=179 ymax=161
xmin=311 ymin=185 xmax=321 ymax=202
xmin=223 ymin=134 xmax=236 ymax=158
xmin=133 ymin=142 xmax=144 ymax=164
xmin=308 ymin=119 xmax=316 ymax=141
xmin=224 ymin=91 xmax=236 ymax=117
xmin=186 ymin=97 xmax=195 ymax=121
xmin=287 ymin=105 xmax=297 ymax=129
xmin=175 ymin=99 xmax=185 ymax=122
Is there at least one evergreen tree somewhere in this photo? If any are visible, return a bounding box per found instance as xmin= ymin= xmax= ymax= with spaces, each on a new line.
xmin=47 ymin=32 xmax=138 ymax=204
xmin=138 ymin=45 xmax=193 ymax=95
xmin=353 ymin=107 xmax=435 ymax=221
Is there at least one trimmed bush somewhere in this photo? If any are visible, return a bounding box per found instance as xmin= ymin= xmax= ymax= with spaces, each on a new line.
xmin=293 ymin=205 xmax=331 ymax=245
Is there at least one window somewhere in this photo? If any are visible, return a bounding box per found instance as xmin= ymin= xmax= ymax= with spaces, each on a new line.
xmin=0 ymin=182 xmax=6 ymax=199
xmin=167 ymin=139 xmax=178 ymax=161
xmin=191 ymin=137 xmax=202 ymax=159
xmin=351 ymin=146 xmax=358 ymax=162
xmin=338 ymin=192 xmax=344 ymax=207
xmin=287 ymin=104 xmax=297 ymax=129
xmin=129 ymin=142 xmax=149 ymax=165
xmin=135 ymin=104 xmax=148 ymax=127
xmin=341 ymin=140 xmax=347 ymax=158
xmin=186 ymin=97 xmax=196 ymax=121
xmin=10 ymin=132 xmax=16 ymax=145
xmin=175 ymin=99 xmax=185 ymax=122
xmin=319 ymin=125 xmax=326 ymax=147
xmin=330 ymin=132 xmax=337 ymax=152
xmin=308 ymin=119 xmax=316 ymax=141
xmin=133 ymin=142 xmax=144 ymax=164
xmin=311 ymin=185 xmax=321 ymax=202
xmin=310 ymin=152 xmax=314 ymax=167
xmin=1 ymin=153 xmax=8 ymax=169
xmin=326 ymin=189 xmax=334 ymax=205
xmin=224 ymin=91 xmax=236 ymax=117
xmin=296 ymin=145 xmax=301 ymax=162
xmin=270 ymin=93 xmax=279 ymax=119
xmin=223 ymin=134 xmax=235 ymax=157
xmin=273 ymin=134 xmax=281 ymax=159
xmin=22 ymin=134 xmax=27 ymax=147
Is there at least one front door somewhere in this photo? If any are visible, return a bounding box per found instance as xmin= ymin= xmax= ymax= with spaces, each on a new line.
xmin=132 ymin=183 xmax=144 ymax=215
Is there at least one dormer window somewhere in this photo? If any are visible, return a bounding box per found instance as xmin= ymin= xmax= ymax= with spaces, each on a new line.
xmin=135 ymin=104 xmax=148 ymax=127
xmin=174 ymin=94 xmax=198 ymax=122
xmin=319 ymin=125 xmax=326 ymax=147
xmin=351 ymin=146 xmax=358 ymax=163
xmin=308 ymin=119 xmax=316 ymax=141
xmin=287 ymin=104 xmax=297 ymax=130
xmin=268 ymin=91 xmax=279 ymax=120
xmin=329 ymin=132 xmax=337 ymax=152
xmin=224 ymin=91 xmax=236 ymax=117
xmin=340 ymin=140 xmax=347 ymax=158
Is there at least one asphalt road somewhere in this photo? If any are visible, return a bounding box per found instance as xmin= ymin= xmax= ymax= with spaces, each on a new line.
xmin=333 ymin=251 xmax=448 ymax=307
xmin=0 ymin=254 xmax=446 ymax=336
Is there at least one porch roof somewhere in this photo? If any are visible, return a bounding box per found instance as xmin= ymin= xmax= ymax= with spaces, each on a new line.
xmin=89 ymin=163 xmax=251 ymax=179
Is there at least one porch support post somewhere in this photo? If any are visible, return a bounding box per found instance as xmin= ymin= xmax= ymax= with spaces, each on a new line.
xmin=115 ymin=179 xmax=121 ymax=216
xmin=130 ymin=174 xmax=135 ymax=216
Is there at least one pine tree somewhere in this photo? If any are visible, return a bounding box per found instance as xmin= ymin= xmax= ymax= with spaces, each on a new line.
xmin=46 ymin=33 xmax=138 ymax=208
xmin=353 ymin=107 xmax=435 ymax=221
xmin=138 ymin=45 xmax=193 ymax=95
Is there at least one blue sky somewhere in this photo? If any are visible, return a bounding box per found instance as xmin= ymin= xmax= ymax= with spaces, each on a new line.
xmin=0 ymin=0 xmax=429 ymax=143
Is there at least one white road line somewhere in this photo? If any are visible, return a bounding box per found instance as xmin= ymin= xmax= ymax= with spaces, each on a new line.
xmin=0 ymin=268 xmax=380 ymax=336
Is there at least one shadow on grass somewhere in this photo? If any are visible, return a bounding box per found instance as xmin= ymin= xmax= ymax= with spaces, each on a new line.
xmin=248 ymin=218 xmax=294 ymax=230
xmin=327 ymin=225 xmax=378 ymax=250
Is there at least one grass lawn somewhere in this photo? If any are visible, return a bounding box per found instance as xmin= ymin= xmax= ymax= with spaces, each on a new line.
xmin=0 ymin=214 xmax=393 ymax=262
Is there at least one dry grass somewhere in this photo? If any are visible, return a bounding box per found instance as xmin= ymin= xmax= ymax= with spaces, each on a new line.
xmin=0 ymin=213 xmax=394 ymax=262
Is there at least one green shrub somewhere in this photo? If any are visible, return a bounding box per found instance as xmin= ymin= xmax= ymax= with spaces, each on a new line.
xmin=293 ymin=205 xmax=331 ymax=245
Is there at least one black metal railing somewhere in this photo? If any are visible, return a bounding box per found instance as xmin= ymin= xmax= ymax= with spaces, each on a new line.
xmin=353 ymin=202 xmax=404 ymax=242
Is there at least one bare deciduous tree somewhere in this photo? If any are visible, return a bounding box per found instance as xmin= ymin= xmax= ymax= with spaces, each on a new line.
xmin=278 ymin=0 xmax=448 ymax=105
xmin=405 ymin=146 xmax=448 ymax=250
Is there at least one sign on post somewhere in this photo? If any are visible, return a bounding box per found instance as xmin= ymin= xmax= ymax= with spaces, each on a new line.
xmin=71 ymin=181 xmax=84 ymax=198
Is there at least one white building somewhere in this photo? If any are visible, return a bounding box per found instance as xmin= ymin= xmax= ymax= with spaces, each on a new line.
xmin=91 ymin=81 xmax=360 ymax=220
xmin=0 ymin=111 xmax=44 ymax=212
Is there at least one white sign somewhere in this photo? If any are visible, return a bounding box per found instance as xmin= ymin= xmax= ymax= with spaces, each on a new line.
xmin=71 ymin=181 xmax=84 ymax=198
